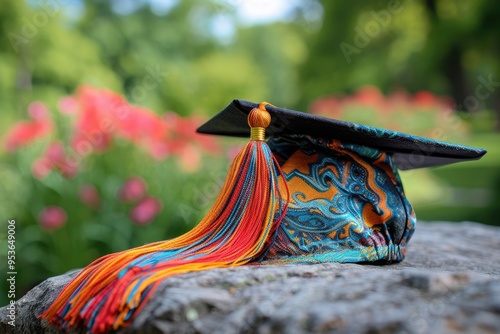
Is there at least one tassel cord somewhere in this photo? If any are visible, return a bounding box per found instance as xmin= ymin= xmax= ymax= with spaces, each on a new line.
xmin=41 ymin=135 xmax=289 ymax=334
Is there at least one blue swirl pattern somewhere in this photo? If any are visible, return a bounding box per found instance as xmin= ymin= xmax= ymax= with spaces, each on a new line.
xmin=263 ymin=135 xmax=416 ymax=264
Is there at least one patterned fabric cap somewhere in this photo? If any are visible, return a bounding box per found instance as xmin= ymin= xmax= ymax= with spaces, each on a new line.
xmin=262 ymin=135 xmax=415 ymax=264
xmin=198 ymin=99 xmax=486 ymax=263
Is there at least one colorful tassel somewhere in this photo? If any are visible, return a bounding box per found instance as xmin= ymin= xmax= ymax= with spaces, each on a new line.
xmin=40 ymin=103 xmax=289 ymax=333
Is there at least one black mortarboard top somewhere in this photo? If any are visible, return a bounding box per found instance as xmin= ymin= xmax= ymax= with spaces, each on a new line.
xmin=197 ymin=99 xmax=487 ymax=170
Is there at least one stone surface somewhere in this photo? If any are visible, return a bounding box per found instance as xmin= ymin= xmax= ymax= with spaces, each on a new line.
xmin=1 ymin=222 xmax=500 ymax=334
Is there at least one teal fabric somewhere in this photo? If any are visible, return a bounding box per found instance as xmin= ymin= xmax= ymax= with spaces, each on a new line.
xmin=262 ymin=135 xmax=416 ymax=264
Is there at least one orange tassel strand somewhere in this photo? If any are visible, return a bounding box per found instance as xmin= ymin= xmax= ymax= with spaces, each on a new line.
xmin=40 ymin=103 xmax=289 ymax=334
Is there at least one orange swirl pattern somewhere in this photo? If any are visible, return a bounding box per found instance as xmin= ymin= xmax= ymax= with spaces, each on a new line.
xmin=263 ymin=135 xmax=416 ymax=264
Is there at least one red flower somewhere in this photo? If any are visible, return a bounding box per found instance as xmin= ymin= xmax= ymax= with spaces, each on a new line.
xmin=130 ymin=197 xmax=162 ymax=225
xmin=354 ymin=86 xmax=384 ymax=105
xmin=162 ymin=112 xmax=220 ymax=157
xmin=79 ymin=184 xmax=100 ymax=209
xmin=310 ymin=97 xmax=341 ymax=116
xmin=66 ymin=86 xmax=222 ymax=161
xmin=38 ymin=206 xmax=67 ymax=230
xmin=70 ymin=86 xmax=117 ymax=153
xmin=119 ymin=106 xmax=169 ymax=143
xmin=164 ymin=112 xmax=198 ymax=137
xmin=413 ymin=91 xmax=437 ymax=108
xmin=117 ymin=177 xmax=148 ymax=203
xmin=4 ymin=101 xmax=53 ymax=152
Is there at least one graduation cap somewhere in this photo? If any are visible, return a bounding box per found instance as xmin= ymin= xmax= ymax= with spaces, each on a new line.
xmin=41 ymin=101 xmax=486 ymax=333
xmin=198 ymin=100 xmax=486 ymax=170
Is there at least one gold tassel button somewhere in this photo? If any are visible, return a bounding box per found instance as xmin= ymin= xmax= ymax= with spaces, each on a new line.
xmin=250 ymin=127 xmax=266 ymax=141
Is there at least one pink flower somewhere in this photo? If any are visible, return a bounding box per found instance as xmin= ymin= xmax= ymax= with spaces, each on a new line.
xmin=31 ymin=157 xmax=52 ymax=179
xmin=130 ymin=197 xmax=162 ymax=225
xmin=118 ymin=177 xmax=148 ymax=203
xmin=42 ymin=141 xmax=78 ymax=178
xmin=178 ymin=143 xmax=201 ymax=172
xmin=28 ymin=102 xmax=50 ymax=120
xmin=44 ymin=141 xmax=65 ymax=161
xmin=79 ymin=184 xmax=100 ymax=209
xmin=38 ymin=206 xmax=67 ymax=230
xmin=58 ymin=96 xmax=78 ymax=115
xmin=147 ymin=141 xmax=172 ymax=160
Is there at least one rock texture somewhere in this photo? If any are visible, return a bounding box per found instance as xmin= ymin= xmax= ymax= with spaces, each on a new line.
xmin=1 ymin=222 xmax=500 ymax=334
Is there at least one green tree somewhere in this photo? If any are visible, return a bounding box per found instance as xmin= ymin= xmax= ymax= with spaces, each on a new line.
xmin=300 ymin=0 xmax=500 ymax=129
xmin=0 ymin=1 xmax=120 ymax=127
xmin=75 ymin=0 xmax=311 ymax=114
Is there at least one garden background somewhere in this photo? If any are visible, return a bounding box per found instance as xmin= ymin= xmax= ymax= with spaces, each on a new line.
xmin=1 ymin=0 xmax=499 ymax=305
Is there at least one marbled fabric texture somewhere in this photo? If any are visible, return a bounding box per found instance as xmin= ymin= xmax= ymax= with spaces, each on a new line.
xmin=263 ymin=135 xmax=416 ymax=264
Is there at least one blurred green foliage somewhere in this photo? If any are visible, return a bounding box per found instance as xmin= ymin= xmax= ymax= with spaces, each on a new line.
xmin=0 ymin=0 xmax=499 ymax=306
xmin=300 ymin=0 xmax=500 ymax=116
xmin=402 ymin=132 xmax=500 ymax=224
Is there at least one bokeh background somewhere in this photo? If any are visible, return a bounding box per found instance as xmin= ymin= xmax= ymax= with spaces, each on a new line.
xmin=1 ymin=0 xmax=499 ymax=305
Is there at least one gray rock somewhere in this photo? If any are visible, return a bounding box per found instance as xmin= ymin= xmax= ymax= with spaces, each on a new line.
xmin=1 ymin=222 xmax=500 ymax=334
